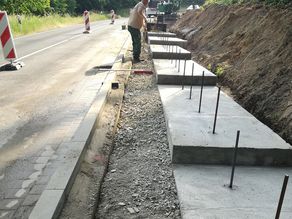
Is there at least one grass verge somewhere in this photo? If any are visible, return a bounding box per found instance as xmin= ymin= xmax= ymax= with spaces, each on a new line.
xmin=8 ymin=13 xmax=109 ymax=37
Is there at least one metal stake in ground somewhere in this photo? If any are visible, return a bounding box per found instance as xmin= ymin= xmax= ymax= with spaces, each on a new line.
xmin=175 ymin=46 xmax=178 ymax=67
xmin=198 ymin=71 xmax=205 ymax=113
xmin=275 ymin=175 xmax=289 ymax=219
xmin=171 ymin=45 xmax=173 ymax=64
xmin=229 ymin=130 xmax=240 ymax=189
xmin=189 ymin=63 xmax=194 ymax=99
xmin=182 ymin=58 xmax=186 ymax=90
xmin=212 ymin=86 xmax=221 ymax=134
xmin=178 ymin=49 xmax=181 ymax=72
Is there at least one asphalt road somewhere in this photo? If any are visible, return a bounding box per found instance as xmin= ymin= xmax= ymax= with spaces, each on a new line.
xmin=0 ymin=18 xmax=129 ymax=218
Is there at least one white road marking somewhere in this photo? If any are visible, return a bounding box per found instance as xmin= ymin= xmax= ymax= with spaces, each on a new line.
xmin=29 ymin=171 xmax=42 ymax=180
xmin=6 ymin=200 xmax=18 ymax=208
xmin=0 ymin=212 xmax=9 ymax=218
xmin=16 ymin=35 xmax=82 ymax=61
xmin=34 ymin=163 xmax=46 ymax=171
xmin=15 ymin=189 xmax=26 ymax=198
xmin=15 ymin=25 xmax=103 ymax=62
xmin=0 ymin=174 xmax=4 ymax=180
xmin=22 ymin=179 xmax=35 ymax=189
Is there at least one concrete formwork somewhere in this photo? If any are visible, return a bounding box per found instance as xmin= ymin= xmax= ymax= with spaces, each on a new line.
xmin=147 ymin=31 xmax=177 ymax=38
xmin=158 ymin=85 xmax=292 ymax=166
xmin=174 ymin=164 xmax=292 ymax=219
xmin=150 ymin=44 xmax=191 ymax=60
xmin=146 ymin=23 xmax=167 ymax=32
xmin=148 ymin=36 xmax=187 ymax=48
xmin=153 ymin=59 xmax=217 ymax=85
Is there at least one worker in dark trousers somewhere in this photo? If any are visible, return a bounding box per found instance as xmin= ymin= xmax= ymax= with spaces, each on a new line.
xmin=128 ymin=0 xmax=149 ymax=63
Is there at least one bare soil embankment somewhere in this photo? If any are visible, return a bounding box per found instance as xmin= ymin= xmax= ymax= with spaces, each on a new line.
xmin=171 ymin=4 xmax=292 ymax=144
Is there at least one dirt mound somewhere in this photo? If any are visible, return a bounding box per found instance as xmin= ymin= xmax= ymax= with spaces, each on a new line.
xmin=171 ymin=4 xmax=292 ymax=144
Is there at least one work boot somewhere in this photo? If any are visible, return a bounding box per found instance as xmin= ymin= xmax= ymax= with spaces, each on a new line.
xmin=133 ymin=58 xmax=144 ymax=63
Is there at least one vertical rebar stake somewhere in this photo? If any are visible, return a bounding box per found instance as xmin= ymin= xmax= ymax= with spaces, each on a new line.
xmin=198 ymin=71 xmax=205 ymax=113
xmin=171 ymin=45 xmax=173 ymax=64
xmin=275 ymin=175 xmax=289 ymax=219
xmin=182 ymin=58 xmax=186 ymax=90
xmin=212 ymin=86 xmax=221 ymax=134
xmin=178 ymin=49 xmax=181 ymax=72
xmin=175 ymin=46 xmax=178 ymax=67
xmin=229 ymin=130 xmax=240 ymax=189
xmin=189 ymin=63 xmax=194 ymax=99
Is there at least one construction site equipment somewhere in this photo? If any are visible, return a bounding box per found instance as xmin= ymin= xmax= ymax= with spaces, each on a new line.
xmin=157 ymin=0 xmax=181 ymax=14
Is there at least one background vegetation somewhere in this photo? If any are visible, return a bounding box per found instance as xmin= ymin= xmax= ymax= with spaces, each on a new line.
xmin=1 ymin=0 xmax=290 ymax=16
xmin=0 ymin=0 xmax=140 ymax=16
xmin=2 ymin=0 xmax=290 ymax=37
xmin=9 ymin=13 xmax=108 ymax=37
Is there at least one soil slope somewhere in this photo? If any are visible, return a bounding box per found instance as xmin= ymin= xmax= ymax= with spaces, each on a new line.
xmin=171 ymin=4 xmax=292 ymax=144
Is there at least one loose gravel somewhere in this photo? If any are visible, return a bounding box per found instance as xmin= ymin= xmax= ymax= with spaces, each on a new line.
xmin=96 ymin=42 xmax=181 ymax=219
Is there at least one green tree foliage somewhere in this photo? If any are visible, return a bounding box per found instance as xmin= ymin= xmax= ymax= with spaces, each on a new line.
xmin=67 ymin=0 xmax=77 ymax=14
xmin=51 ymin=0 xmax=68 ymax=14
xmin=1 ymin=0 xmax=50 ymax=15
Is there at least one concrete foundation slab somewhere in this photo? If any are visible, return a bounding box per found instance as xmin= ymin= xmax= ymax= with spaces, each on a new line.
xmin=154 ymin=59 xmax=217 ymax=85
xmin=174 ymin=164 xmax=292 ymax=219
xmin=158 ymin=85 xmax=292 ymax=165
xmin=148 ymin=36 xmax=187 ymax=48
xmin=150 ymin=44 xmax=191 ymax=60
xmin=147 ymin=31 xmax=176 ymax=38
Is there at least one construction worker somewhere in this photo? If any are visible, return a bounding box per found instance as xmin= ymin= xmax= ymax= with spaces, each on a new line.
xmin=128 ymin=0 xmax=149 ymax=63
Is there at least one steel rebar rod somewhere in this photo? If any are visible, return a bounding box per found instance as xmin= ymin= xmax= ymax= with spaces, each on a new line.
xmin=189 ymin=63 xmax=194 ymax=99
xmin=198 ymin=71 xmax=205 ymax=113
xmin=229 ymin=130 xmax=240 ymax=189
xmin=212 ymin=86 xmax=221 ymax=134
xmin=275 ymin=175 xmax=289 ymax=219
xmin=182 ymin=58 xmax=186 ymax=90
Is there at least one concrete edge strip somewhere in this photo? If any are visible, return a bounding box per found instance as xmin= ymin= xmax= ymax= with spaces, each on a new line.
xmin=29 ymin=37 xmax=131 ymax=219
xmin=28 ymin=76 xmax=111 ymax=219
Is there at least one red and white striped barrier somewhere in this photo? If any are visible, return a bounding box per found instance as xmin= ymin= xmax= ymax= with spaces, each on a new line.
xmin=83 ymin=10 xmax=90 ymax=33
xmin=0 ymin=11 xmax=17 ymax=61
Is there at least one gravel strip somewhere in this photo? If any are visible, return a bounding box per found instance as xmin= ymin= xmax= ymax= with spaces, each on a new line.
xmin=96 ymin=41 xmax=181 ymax=219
